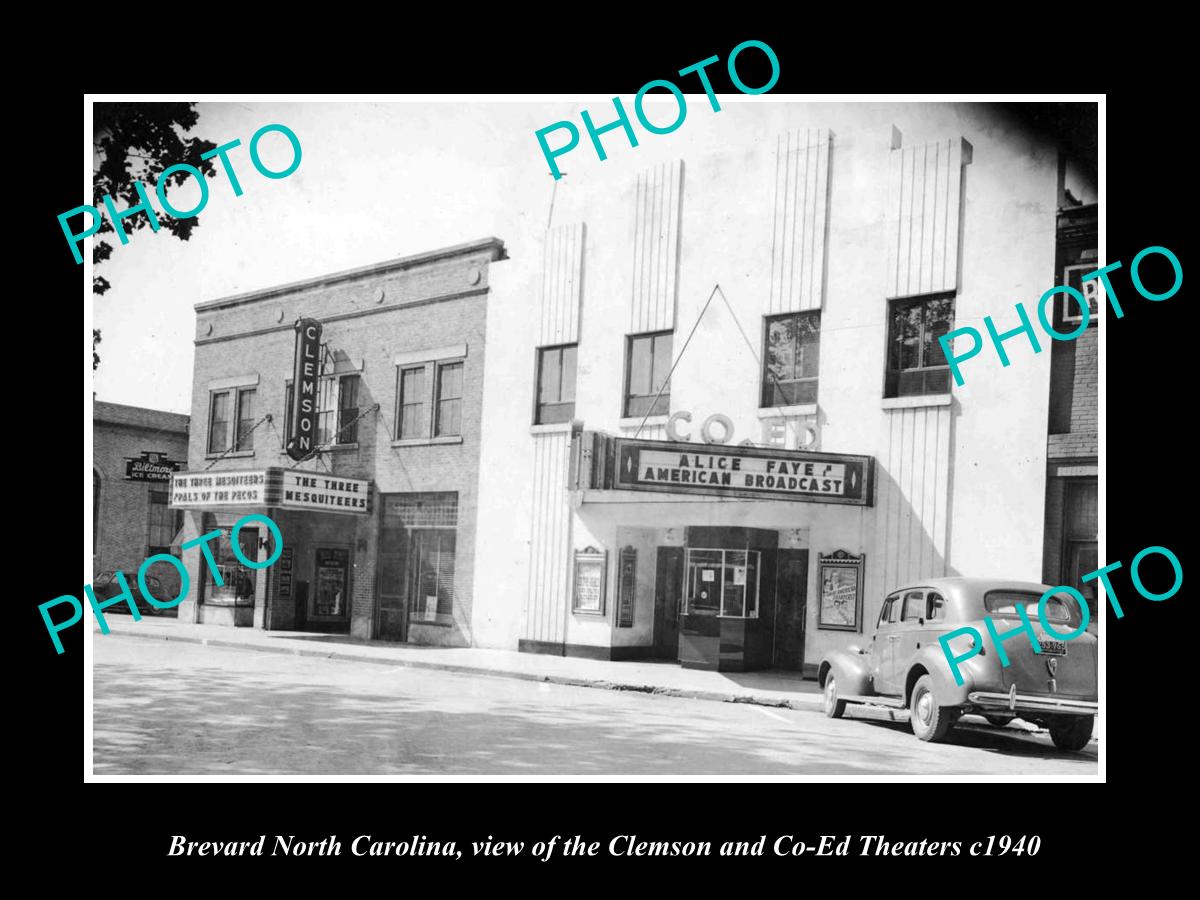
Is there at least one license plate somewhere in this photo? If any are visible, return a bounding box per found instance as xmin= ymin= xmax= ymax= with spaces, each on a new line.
xmin=1039 ymin=640 xmax=1068 ymax=656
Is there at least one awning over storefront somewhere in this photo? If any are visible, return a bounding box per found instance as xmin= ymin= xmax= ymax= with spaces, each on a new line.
xmin=168 ymin=468 xmax=371 ymax=515
xmin=570 ymin=432 xmax=874 ymax=507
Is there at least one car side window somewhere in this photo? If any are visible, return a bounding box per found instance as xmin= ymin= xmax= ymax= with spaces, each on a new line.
xmin=877 ymin=595 xmax=897 ymax=628
xmin=901 ymin=590 xmax=924 ymax=622
xmin=927 ymin=592 xmax=946 ymax=621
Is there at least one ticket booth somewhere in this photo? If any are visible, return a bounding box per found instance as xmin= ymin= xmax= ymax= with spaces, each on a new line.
xmin=677 ymin=527 xmax=791 ymax=671
xmin=566 ymin=432 xmax=871 ymax=672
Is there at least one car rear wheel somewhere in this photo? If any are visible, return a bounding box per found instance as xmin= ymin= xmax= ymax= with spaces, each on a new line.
xmin=1048 ymin=715 xmax=1094 ymax=752
xmin=910 ymin=675 xmax=956 ymax=742
xmin=823 ymin=674 xmax=847 ymax=719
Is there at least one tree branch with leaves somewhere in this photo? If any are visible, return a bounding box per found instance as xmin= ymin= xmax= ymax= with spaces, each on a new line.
xmin=89 ymin=102 xmax=218 ymax=370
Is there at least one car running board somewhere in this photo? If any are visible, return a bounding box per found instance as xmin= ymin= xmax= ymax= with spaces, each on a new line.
xmin=843 ymin=695 xmax=907 ymax=709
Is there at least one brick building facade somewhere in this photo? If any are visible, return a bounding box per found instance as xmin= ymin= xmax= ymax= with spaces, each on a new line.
xmin=1042 ymin=202 xmax=1099 ymax=611
xmin=93 ymin=401 xmax=190 ymax=597
xmin=171 ymin=238 xmax=506 ymax=645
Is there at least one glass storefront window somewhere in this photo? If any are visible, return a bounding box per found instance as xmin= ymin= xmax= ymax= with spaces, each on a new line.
xmin=684 ymin=548 xmax=759 ymax=618
xmin=408 ymin=529 xmax=456 ymax=626
xmin=203 ymin=526 xmax=258 ymax=606
xmin=313 ymin=547 xmax=350 ymax=619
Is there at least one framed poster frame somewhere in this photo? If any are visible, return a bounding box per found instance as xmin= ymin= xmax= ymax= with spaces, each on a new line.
xmin=572 ymin=546 xmax=607 ymax=616
xmin=818 ymin=549 xmax=864 ymax=632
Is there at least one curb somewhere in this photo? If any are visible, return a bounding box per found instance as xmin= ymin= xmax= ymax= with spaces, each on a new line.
xmin=100 ymin=626 xmax=824 ymax=712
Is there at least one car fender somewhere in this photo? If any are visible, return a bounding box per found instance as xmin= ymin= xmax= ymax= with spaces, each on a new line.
xmin=904 ymin=645 xmax=977 ymax=707
xmin=818 ymin=649 xmax=873 ymax=696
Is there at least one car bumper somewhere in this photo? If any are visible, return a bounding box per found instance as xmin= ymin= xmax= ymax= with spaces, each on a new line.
xmin=968 ymin=687 xmax=1098 ymax=716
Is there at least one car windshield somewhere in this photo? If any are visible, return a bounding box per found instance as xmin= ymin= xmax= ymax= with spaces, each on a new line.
xmin=984 ymin=590 xmax=1081 ymax=626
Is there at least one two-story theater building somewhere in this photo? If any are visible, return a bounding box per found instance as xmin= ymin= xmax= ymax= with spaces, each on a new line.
xmin=472 ymin=103 xmax=1096 ymax=674
xmin=172 ymin=238 xmax=506 ymax=645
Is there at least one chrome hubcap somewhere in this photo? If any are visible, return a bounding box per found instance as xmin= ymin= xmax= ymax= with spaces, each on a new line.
xmin=916 ymin=692 xmax=933 ymax=725
xmin=825 ymin=679 xmax=835 ymax=708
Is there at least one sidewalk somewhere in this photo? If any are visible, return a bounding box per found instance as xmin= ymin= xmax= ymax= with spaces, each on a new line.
xmin=97 ymin=616 xmax=825 ymax=711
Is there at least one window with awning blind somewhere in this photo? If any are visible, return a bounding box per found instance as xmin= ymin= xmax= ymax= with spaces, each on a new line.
xmin=535 ymin=343 xmax=577 ymax=424
xmin=147 ymin=488 xmax=181 ymax=555
xmin=284 ymin=373 xmax=360 ymax=448
xmin=762 ymin=311 xmax=821 ymax=407
xmin=624 ymin=330 xmax=673 ymax=418
xmin=410 ymin=530 xmax=456 ymax=625
xmin=207 ymin=387 xmax=256 ymax=454
xmin=885 ymin=293 xmax=955 ymax=397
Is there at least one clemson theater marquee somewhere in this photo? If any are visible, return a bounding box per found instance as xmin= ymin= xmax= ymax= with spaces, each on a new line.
xmin=169 ymin=468 xmax=370 ymax=513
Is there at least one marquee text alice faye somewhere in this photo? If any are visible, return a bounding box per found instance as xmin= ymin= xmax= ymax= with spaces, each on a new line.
xmin=169 ymin=833 xmax=1039 ymax=859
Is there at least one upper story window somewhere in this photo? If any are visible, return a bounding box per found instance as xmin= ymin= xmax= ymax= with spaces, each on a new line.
xmin=317 ymin=373 xmax=359 ymax=446
xmin=208 ymin=387 xmax=256 ymax=454
xmin=885 ymin=294 xmax=955 ymax=397
xmin=535 ymin=344 xmax=578 ymax=425
xmin=762 ymin=311 xmax=820 ymax=407
xmin=398 ymin=366 xmax=428 ymax=439
xmin=391 ymin=346 xmax=468 ymax=442
xmin=236 ymin=388 xmax=256 ymax=450
xmin=435 ymin=362 xmax=463 ymax=437
xmin=624 ymin=330 xmax=672 ymax=419
xmin=285 ymin=372 xmax=360 ymax=448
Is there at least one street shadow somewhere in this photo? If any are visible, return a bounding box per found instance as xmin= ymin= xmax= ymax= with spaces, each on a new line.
xmin=720 ymin=671 xmax=817 ymax=694
xmin=840 ymin=706 xmax=1097 ymax=764
xmin=92 ymin=651 xmax=1095 ymax=776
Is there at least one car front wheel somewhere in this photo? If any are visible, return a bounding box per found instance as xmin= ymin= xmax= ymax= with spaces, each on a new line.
xmin=1048 ymin=715 xmax=1094 ymax=752
xmin=823 ymin=673 xmax=847 ymax=719
xmin=910 ymin=675 xmax=956 ymax=742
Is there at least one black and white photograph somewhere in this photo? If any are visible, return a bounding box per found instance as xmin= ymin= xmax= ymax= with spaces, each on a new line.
xmin=77 ymin=92 xmax=1113 ymax=781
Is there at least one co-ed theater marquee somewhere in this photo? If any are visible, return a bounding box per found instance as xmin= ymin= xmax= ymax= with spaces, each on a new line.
xmin=610 ymin=437 xmax=873 ymax=505
xmin=552 ymin=431 xmax=875 ymax=673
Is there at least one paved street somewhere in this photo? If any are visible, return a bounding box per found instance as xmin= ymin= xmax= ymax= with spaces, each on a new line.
xmin=93 ymin=636 xmax=1097 ymax=776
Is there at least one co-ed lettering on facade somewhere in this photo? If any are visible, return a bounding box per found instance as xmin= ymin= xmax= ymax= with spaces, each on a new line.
xmin=58 ymin=124 xmax=302 ymax=264
xmin=535 ymin=40 xmax=780 ymax=178
xmin=42 ymin=513 xmax=283 ymax=654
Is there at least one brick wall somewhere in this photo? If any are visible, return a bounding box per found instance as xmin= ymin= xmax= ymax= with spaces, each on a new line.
xmin=93 ymin=406 xmax=189 ymax=583
xmin=1048 ymin=432 xmax=1097 ymax=458
xmin=1069 ymin=324 xmax=1098 ymax=435
xmin=184 ymin=240 xmax=503 ymax=644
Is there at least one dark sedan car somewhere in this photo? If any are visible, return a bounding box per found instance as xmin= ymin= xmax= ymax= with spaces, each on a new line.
xmin=91 ymin=570 xmax=179 ymax=617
